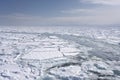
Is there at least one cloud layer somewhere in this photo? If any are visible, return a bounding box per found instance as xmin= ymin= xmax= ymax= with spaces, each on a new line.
xmin=83 ymin=0 xmax=120 ymax=5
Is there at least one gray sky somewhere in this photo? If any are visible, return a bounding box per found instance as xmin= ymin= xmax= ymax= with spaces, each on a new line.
xmin=0 ymin=0 xmax=120 ymax=26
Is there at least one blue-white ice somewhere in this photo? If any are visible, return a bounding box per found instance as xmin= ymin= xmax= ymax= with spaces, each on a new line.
xmin=0 ymin=26 xmax=120 ymax=80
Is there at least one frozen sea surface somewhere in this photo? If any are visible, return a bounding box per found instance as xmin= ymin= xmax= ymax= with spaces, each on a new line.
xmin=0 ymin=26 xmax=120 ymax=80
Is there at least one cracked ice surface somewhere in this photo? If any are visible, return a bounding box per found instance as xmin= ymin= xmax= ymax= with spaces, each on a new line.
xmin=0 ymin=26 xmax=120 ymax=80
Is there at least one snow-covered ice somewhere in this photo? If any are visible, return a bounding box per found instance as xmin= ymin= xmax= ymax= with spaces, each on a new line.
xmin=0 ymin=26 xmax=120 ymax=80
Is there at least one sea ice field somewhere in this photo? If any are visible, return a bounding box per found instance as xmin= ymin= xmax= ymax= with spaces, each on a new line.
xmin=0 ymin=26 xmax=120 ymax=80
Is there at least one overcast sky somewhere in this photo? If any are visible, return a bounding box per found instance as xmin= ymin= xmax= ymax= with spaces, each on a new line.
xmin=0 ymin=0 xmax=120 ymax=26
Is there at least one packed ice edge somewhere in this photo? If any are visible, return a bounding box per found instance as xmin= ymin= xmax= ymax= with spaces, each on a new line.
xmin=0 ymin=26 xmax=120 ymax=80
